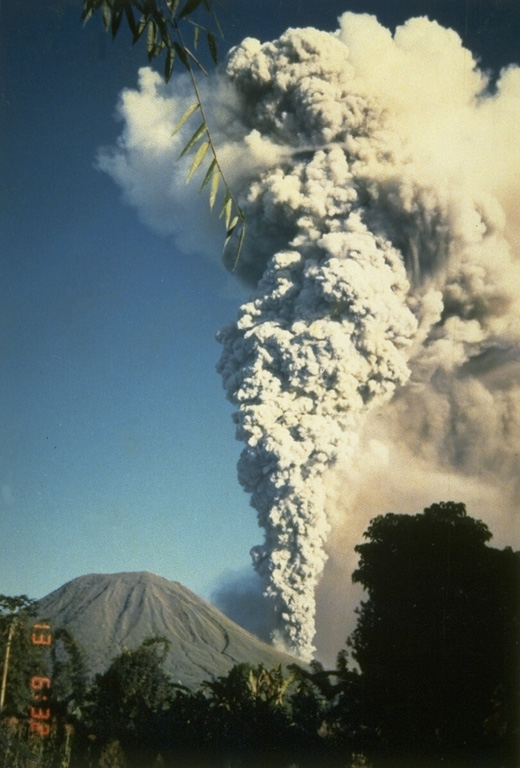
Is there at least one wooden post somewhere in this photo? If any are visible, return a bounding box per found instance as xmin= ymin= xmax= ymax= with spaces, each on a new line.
xmin=0 ymin=620 xmax=17 ymax=712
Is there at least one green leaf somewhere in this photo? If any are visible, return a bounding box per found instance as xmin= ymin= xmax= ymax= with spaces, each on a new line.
xmin=186 ymin=140 xmax=210 ymax=183
xmin=154 ymin=12 xmax=171 ymax=46
xmin=111 ymin=8 xmax=123 ymax=37
xmin=169 ymin=0 xmax=181 ymax=15
xmin=199 ymin=157 xmax=217 ymax=191
xmin=224 ymin=199 xmax=232 ymax=229
xmin=82 ymin=2 xmax=99 ymax=26
xmin=223 ymin=233 xmax=232 ymax=253
xmin=153 ymin=39 xmax=166 ymax=56
xmin=223 ymin=218 xmax=239 ymax=253
xmin=219 ymin=190 xmax=230 ymax=219
xmin=101 ymin=0 xmax=111 ymax=30
xmin=179 ymin=0 xmax=204 ymax=19
xmin=219 ymin=193 xmax=232 ymax=228
xmin=178 ymin=122 xmax=207 ymax=158
xmin=132 ymin=15 xmax=148 ymax=44
xmin=164 ymin=46 xmax=176 ymax=83
xmin=231 ymin=220 xmax=246 ymax=269
xmin=146 ymin=19 xmax=157 ymax=61
xmin=227 ymin=215 xmax=239 ymax=234
xmin=208 ymin=4 xmax=223 ymax=38
xmin=171 ymin=102 xmax=200 ymax=136
xmin=193 ymin=25 xmax=200 ymax=49
xmin=207 ymin=31 xmax=218 ymax=64
xmin=123 ymin=2 xmax=138 ymax=36
xmin=209 ymin=169 xmax=220 ymax=210
xmin=173 ymin=41 xmax=189 ymax=70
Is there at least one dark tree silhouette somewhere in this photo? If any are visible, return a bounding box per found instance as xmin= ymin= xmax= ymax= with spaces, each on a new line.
xmin=347 ymin=501 xmax=520 ymax=766
xmin=199 ymin=662 xmax=297 ymax=754
xmin=85 ymin=636 xmax=179 ymax=765
xmin=50 ymin=627 xmax=89 ymax=718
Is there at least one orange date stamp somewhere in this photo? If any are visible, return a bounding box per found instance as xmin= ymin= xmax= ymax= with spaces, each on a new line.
xmin=29 ymin=624 xmax=52 ymax=736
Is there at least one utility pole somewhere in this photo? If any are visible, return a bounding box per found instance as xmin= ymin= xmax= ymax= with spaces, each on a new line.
xmin=0 ymin=618 xmax=17 ymax=712
xmin=0 ymin=595 xmax=37 ymax=713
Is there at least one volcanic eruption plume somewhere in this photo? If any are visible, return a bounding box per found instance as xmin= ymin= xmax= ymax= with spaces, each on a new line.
xmin=98 ymin=13 xmax=520 ymax=659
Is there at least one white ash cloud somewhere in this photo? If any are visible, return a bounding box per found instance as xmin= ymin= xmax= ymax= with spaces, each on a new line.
xmin=97 ymin=13 xmax=520 ymax=661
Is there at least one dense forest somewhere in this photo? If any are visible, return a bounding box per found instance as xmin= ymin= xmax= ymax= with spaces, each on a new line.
xmin=1 ymin=503 xmax=519 ymax=768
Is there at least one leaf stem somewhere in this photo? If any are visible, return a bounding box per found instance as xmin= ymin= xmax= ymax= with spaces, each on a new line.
xmin=173 ymin=18 xmax=246 ymax=269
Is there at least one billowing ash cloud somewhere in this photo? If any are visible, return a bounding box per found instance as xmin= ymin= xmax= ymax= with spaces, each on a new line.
xmin=98 ymin=14 xmax=520 ymax=660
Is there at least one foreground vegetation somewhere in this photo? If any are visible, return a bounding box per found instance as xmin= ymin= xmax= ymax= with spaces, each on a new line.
xmin=2 ymin=503 xmax=519 ymax=768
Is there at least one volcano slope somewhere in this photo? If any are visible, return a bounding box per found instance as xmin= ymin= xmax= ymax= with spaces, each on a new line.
xmin=36 ymin=571 xmax=301 ymax=689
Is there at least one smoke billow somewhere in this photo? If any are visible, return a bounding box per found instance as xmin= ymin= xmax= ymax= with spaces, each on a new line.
xmin=98 ymin=14 xmax=520 ymax=660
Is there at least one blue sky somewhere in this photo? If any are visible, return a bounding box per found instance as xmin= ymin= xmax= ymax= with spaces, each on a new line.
xmin=1 ymin=0 xmax=519 ymax=606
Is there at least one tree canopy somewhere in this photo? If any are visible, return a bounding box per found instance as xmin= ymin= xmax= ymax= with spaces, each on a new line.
xmin=348 ymin=501 xmax=520 ymax=765
xmin=85 ymin=636 xmax=177 ymax=749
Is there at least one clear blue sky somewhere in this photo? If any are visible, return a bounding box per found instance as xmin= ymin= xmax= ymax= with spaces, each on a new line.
xmin=1 ymin=0 xmax=518 ymax=603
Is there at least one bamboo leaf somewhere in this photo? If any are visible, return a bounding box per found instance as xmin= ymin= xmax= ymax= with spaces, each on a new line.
xmin=101 ymin=0 xmax=111 ymax=30
xmin=186 ymin=140 xmax=210 ymax=183
xmin=146 ymin=19 xmax=157 ymax=61
xmin=208 ymin=166 xmax=220 ymax=210
xmin=227 ymin=216 xmax=239 ymax=234
xmin=178 ymin=122 xmax=207 ymax=157
xmin=153 ymin=39 xmax=166 ymax=56
xmin=208 ymin=5 xmax=223 ymax=38
xmin=207 ymin=31 xmax=218 ymax=64
xmin=171 ymin=103 xmax=200 ymax=136
xmin=223 ymin=233 xmax=232 ymax=253
xmin=223 ymin=219 xmax=239 ymax=253
xmin=82 ymin=3 xmax=98 ymax=25
xmin=193 ymin=24 xmax=200 ymax=49
xmin=219 ymin=190 xmax=231 ymax=220
xmin=154 ymin=13 xmax=171 ymax=46
xmin=219 ymin=194 xmax=232 ymax=229
xmin=173 ymin=41 xmax=189 ymax=69
xmin=132 ymin=15 xmax=147 ymax=44
xmin=224 ymin=199 xmax=233 ymax=229
xmin=164 ymin=46 xmax=176 ymax=82
xmin=111 ymin=8 xmax=123 ymax=37
xmin=199 ymin=157 xmax=217 ymax=191
xmin=179 ymin=0 xmax=204 ymax=19
xmin=123 ymin=2 xmax=137 ymax=36
xmin=231 ymin=221 xmax=246 ymax=269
